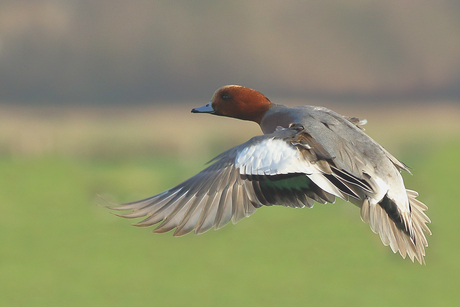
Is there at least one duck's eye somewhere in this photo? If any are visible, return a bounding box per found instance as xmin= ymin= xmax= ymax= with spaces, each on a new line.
xmin=221 ymin=94 xmax=230 ymax=100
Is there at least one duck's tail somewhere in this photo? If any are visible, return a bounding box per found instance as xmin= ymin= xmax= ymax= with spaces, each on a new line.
xmin=360 ymin=189 xmax=431 ymax=264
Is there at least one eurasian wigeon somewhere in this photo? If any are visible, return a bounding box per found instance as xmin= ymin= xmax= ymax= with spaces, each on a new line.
xmin=110 ymin=85 xmax=431 ymax=264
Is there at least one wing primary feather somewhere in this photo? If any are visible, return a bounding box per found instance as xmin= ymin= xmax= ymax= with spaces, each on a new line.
xmin=330 ymin=166 xmax=373 ymax=192
xmin=231 ymin=182 xmax=246 ymax=224
xmin=213 ymin=185 xmax=232 ymax=230
xmin=323 ymin=174 xmax=360 ymax=199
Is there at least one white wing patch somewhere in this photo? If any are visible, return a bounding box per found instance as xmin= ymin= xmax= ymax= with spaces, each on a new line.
xmin=234 ymin=137 xmax=346 ymax=198
xmin=235 ymin=138 xmax=302 ymax=175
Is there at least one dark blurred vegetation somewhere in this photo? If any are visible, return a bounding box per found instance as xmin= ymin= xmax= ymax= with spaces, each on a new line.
xmin=0 ymin=0 xmax=460 ymax=103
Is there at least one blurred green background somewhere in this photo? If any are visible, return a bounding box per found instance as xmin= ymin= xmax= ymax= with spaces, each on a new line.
xmin=0 ymin=103 xmax=459 ymax=306
xmin=1 ymin=1 xmax=460 ymax=306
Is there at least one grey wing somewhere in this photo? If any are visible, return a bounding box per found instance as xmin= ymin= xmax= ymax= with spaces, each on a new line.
xmin=297 ymin=109 xmax=431 ymax=263
xmin=108 ymin=125 xmax=357 ymax=236
xmin=109 ymin=120 xmax=430 ymax=263
xmin=109 ymin=148 xmax=257 ymax=236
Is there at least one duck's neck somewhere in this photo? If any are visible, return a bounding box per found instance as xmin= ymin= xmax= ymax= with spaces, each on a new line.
xmin=259 ymin=104 xmax=295 ymax=134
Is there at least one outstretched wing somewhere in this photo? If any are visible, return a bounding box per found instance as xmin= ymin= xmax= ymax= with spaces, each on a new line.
xmin=109 ymin=124 xmax=369 ymax=236
xmin=109 ymin=123 xmax=431 ymax=263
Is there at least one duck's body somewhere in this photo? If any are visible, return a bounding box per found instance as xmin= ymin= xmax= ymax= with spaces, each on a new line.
xmin=110 ymin=85 xmax=431 ymax=263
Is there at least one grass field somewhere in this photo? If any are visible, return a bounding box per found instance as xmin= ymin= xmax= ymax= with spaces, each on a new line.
xmin=0 ymin=101 xmax=459 ymax=306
